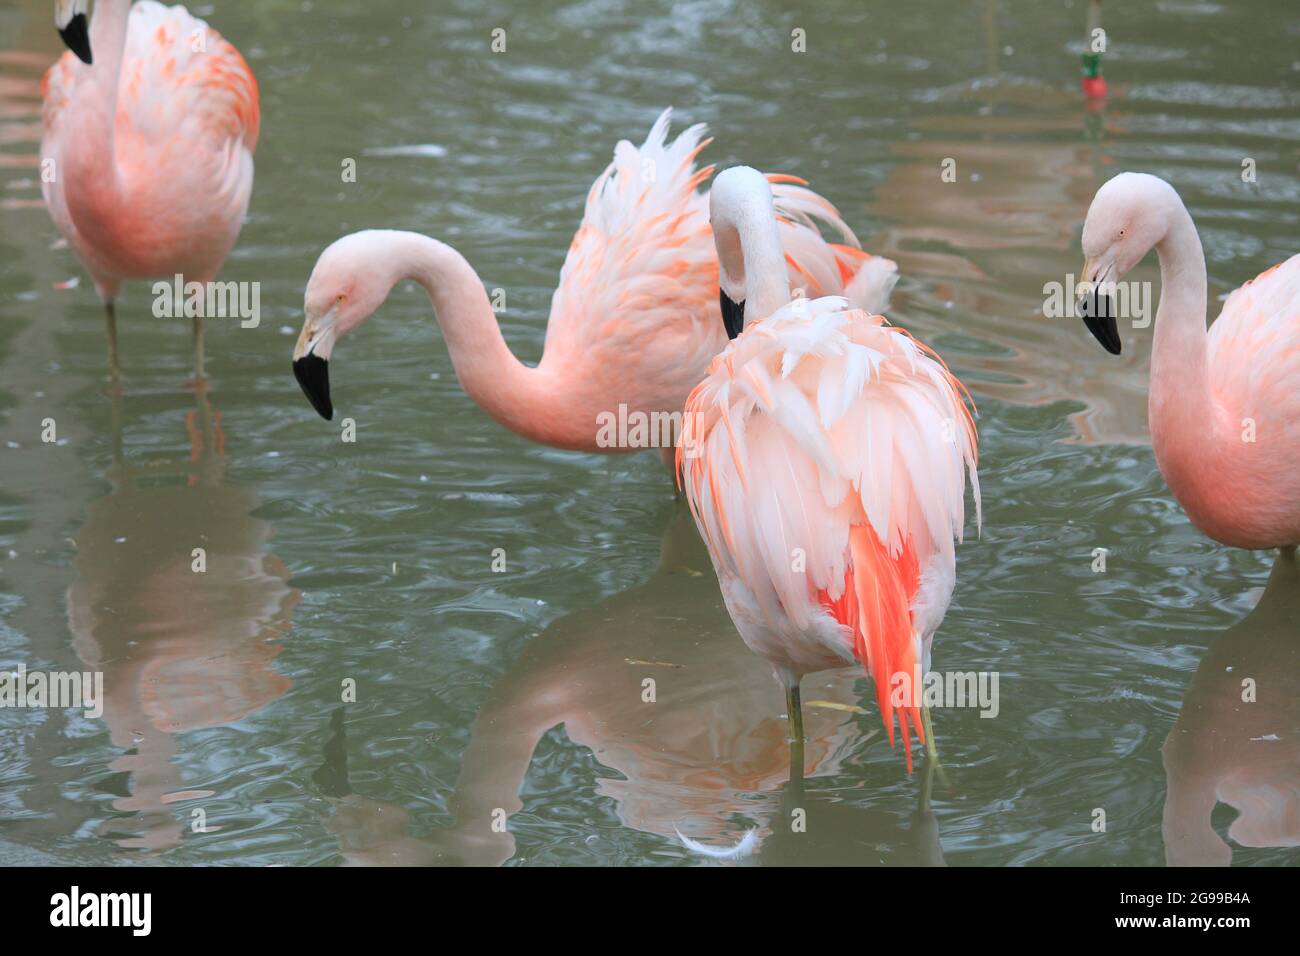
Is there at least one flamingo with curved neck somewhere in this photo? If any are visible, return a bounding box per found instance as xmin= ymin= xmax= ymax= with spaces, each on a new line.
xmin=291 ymin=112 xmax=899 ymax=455
xmin=1078 ymin=173 xmax=1300 ymax=549
xmin=296 ymin=231 xmax=579 ymax=447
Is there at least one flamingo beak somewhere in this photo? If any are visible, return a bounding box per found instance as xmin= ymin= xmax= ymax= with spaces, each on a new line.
xmin=720 ymin=289 xmax=745 ymax=340
xmin=294 ymin=352 xmax=332 ymax=421
xmin=55 ymin=2 xmax=92 ymax=64
xmin=1076 ymin=257 xmax=1121 ymax=355
xmin=293 ymin=321 xmax=334 ymax=420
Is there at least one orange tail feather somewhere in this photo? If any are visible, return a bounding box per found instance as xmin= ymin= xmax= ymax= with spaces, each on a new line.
xmin=818 ymin=526 xmax=923 ymax=771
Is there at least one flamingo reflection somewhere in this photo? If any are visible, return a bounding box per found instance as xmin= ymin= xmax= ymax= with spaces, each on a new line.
xmin=66 ymin=387 xmax=298 ymax=850
xmin=1162 ymin=549 xmax=1300 ymax=866
xmin=314 ymin=507 xmax=945 ymax=865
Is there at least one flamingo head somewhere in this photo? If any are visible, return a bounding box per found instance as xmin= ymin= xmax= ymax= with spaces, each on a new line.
xmin=1077 ymin=172 xmax=1179 ymax=355
xmin=293 ymin=233 xmax=395 ymax=421
xmin=55 ymin=0 xmax=92 ymax=64
xmin=709 ymin=166 xmax=791 ymax=337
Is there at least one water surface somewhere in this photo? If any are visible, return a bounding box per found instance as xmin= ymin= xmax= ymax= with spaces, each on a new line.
xmin=1 ymin=0 xmax=1298 ymax=865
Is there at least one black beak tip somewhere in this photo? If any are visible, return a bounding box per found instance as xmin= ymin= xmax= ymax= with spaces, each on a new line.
xmin=720 ymin=289 xmax=745 ymax=340
xmin=293 ymin=354 xmax=334 ymax=421
xmin=1076 ymin=293 xmax=1123 ymax=356
xmin=58 ymin=13 xmax=93 ymax=64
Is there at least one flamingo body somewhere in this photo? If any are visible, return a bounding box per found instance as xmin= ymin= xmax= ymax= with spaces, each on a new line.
xmin=41 ymin=0 xmax=258 ymax=300
xmin=1184 ymin=257 xmax=1300 ymax=547
xmin=680 ymin=296 xmax=980 ymax=767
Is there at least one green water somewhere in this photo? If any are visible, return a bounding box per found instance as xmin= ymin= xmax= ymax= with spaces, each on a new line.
xmin=1 ymin=0 xmax=1297 ymax=865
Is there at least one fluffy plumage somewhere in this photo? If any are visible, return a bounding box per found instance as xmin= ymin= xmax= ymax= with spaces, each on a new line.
xmin=680 ymin=297 xmax=980 ymax=766
xmin=544 ymin=109 xmax=897 ymax=436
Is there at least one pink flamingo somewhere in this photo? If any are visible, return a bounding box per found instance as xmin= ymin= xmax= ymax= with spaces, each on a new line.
xmin=291 ymin=110 xmax=898 ymax=458
xmin=43 ymin=0 xmax=259 ymax=379
xmin=1078 ymin=173 xmax=1300 ymax=550
xmin=678 ymin=167 xmax=981 ymax=776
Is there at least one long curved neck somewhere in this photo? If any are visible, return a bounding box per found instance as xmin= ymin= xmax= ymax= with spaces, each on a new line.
xmin=711 ymin=170 xmax=791 ymax=322
xmin=378 ymin=232 xmax=571 ymax=448
xmin=1148 ymin=198 xmax=1218 ymax=473
xmin=66 ymin=0 xmax=132 ymax=220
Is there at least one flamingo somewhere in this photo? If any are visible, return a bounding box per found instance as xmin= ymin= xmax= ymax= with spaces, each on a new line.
xmin=678 ymin=167 xmax=981 ymax=777
xmin=1077 ymin=172 xmax=1300 ymax=550
xmin=42 ymin=0 xmax=259 ymax=380
xmin=291 ymin=109 xmax=898 ymax=460
xmin=67 ymin=386 xmax=297 ymax=849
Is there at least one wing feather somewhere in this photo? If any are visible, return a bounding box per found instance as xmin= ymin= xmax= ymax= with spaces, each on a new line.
xmin=1208 ymin=254 xmax=1300 ymax=450
xmin=543 ymin=110 xmax=901 ymax=417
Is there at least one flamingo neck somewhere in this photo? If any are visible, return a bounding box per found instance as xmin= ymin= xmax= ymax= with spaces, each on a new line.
xmin=66 ymin=0 xmax=132 ymax=224
xmin=1148 ymin=194 xmax=1220 ymax=488
xmin=91 ymin=0 xmax=132 ymax=101
xmin=376 ymin=232 xmax=573 ymax=448
xmin=711 ymin=170 xmax=791 ymax=322
xmin=736 ymin=218 xmax=791 ymax=322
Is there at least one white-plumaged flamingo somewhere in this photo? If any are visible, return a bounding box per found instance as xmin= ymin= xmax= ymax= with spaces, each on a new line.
xmin=679 ymin=167 xmax=981 ymax=775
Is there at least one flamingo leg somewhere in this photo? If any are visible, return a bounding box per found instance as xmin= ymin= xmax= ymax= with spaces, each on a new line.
xmin=921 ymin=704 xmax=938 ymax=761
xmin=920 ymin=746 xmax=935 ymax=808
xmin=659 ymin=446 xmax=685 ymax=497
xmin=191 ymin=314 xmax=206 ymax=383
xmin=104 ymin=301 xmax=121 ymax=389
xmin=921 ymin=704 xmax=952 ymax=790
xmin=786 ymin=682 xmax=805 ymax=785
xmin=108 ymin=370 xmax=124 ymax=466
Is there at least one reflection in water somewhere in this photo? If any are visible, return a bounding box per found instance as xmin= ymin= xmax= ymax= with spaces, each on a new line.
xmin=5 ymin=0 xmax=1293 ymax=868
xmin=864 ymin=10 xmax=1152 ymax=445
xmin=755 ymin=767 xmax=945 ymax=867
xmin=314 ymin=507 xmax=945 ymax=865
xmin=1162 ymin=549 xmax=1300 ymax=866
xmin=0 ymin=50 xmax=44 ymax=213
xmin=65 ymin=388 xmax=298 ymax=849
xmin=313 ymin=708 xmax=456 ymax=867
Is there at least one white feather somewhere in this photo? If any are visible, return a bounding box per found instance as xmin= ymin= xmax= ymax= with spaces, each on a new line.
xmin=675 ymin=827 xmax=761 ymax=860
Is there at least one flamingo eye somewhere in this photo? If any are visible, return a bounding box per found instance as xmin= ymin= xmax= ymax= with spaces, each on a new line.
xmin=336 ymin=293 xmax=347 ymax=305
xmin=1118 ymin=229 xmax=1126 ymax=238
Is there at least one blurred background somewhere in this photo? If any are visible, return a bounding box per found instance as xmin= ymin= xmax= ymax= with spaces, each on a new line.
xmin=0 ymin=0 xmax=1297 ymax=865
